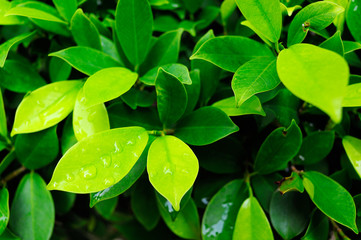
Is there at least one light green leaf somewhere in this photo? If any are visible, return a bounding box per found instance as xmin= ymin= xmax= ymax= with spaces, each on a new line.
xmin=279 ymin=172 xmax=305 ymax=194
xmin=9 ymin=173 xmax=55 ymax=240
xmin=0 ymin=91 xmax=7 ymax=138
xmin=235 ymin=0 xmax=282 ymax=43
xmin=0 ymin=31 xmax=35 ymax=68
xmin=5 ymin=4 xmax=66 ymax=23
xmin=233 ymin=197 xmax=274 ymax=240
xmin=277 ymin=44 xmax=349 ymax=123
xmin=147 ymin=135 xmax=199 ymax=211
xmin=343 ymin=136 xmax=361 ymax=179
xmin=232 ymin=56 xmax=279 ymax=106
xmin=115 ymin=0 xmax=153 ymax=67
xmin=70 ymin=9 xmax=101 ymax=50
xmin=158 ymin=198 xmax=200 ymax=239
xmin=343 ymin=83 xmax=361 ymax=107
xmin=303 ymin=171 xmax=358 ymax=233
xmin=11 ymin=80 xmax=83 ymax=136
xmin=73 ymin=88 xmax=109 ymax=141
xmin=49 ymin=46 xmax=122 ymax=76
xmin=287 ymin=1 xmax=344 ymax=46
xmin=241 ymin=20 xmax=273 ymax=47
xmin=0 ymin=0 xmax=24 ymax=25
xmin=83 ymin=67 xmax=138 ymax=107
xmin=47 ymin=127 xmax=148 ymax=193
xmin=141 ymin=63 xmax=192 ymax=86
xmin=174 ymin=107 xmax=239 ymax=146
xmin=212 ymin=96 xmax=266 ymax=117
xmin=52 ymin=0 xmax=77 ymax=21
xmin=254 ymin=120 xmax=302 ymax=174
xmin=190 ymin=36 xmax=274 ymax=72
xmin=346 ymin=0 xmax=361 ymax=42
xmin=155 ymin=68 xmax=187 ymax=128
xmin=0 ymin=188 xmax=9 ymax=235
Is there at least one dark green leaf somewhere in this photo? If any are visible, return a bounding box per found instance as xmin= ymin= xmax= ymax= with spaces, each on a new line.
xmin=0 ymin=188 xmax=9 ymax=235
xmin=94 ymin=197 xmax=118 ymax=219
xmin=302 ymin=210 xmax=329 ymax=240
xmin=141 ymin=63 xmax=192 ymax=86
xmin=52 ymin=0 xmax=77 ymax=22
xmin=319 ymin=31 xmax=344 ymax=56
xmin=52 ymin=191 xmax=76 ymax=215
xmin=49 ymin=57 xmax=72 ymax=82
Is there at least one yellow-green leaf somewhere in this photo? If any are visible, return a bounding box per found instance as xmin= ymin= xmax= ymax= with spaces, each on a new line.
xmin=47 ymin=127 xmax=148 ymax=193
xmin=11 ymin=81 xmax=83 ymax=136
xmin=343 ymin=136 xmax=361 ymax=178
xmin=342 ymin=83 xmax=361 ymax=107
xmin=277 ymin=44 xmax=349 ymax=123
xmin=147 ymin=136 xmax=199 ymax=211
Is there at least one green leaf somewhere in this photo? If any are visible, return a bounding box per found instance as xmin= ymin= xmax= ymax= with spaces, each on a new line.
xmin=0 ymin=188 xmax=9 ymax=235
xmin=0 ymin=90 xmax=7 ymax=138
xmin=319 ymin=31 xmax=344 ymax=56
xmin=287 ymin=1 xmax=344 ymax=46
xmin=147 ymin=135 xmax=199 ymax=211
xmin=6 ymin=3 xmax=66 ymax=23
xmin=233 ymin=196 xmax=274 ymax=240
xmin=141 ymin=63 xmax=192 ymax=86
xmin=232 ymin=56 xmax=279 ymax=106
xmin=346 ymin=0 xmax=361 ymax=42
xmin=344 ymin=41 xmax=361 ymax=54
xmin=294 ymin=131 xmax=335 ymax=165
xmin=182 ymin=0 xmax=203 ymax=14
xmin=241 ymin=20 xmax=273 ymax=47
xmin=61 ymin=116 xmax=77 ymax=154
xmin=343 ymin=83 xmax=361 ymax=107
xmin=11 ymin=80 xmax=83 ymax=136
xmin=279 ymin=172 xmax=305 ymax=194
xmin=141 ymin=29 xmax=183 ymax=74
xmin=158 ymin=198 xmax=200 ymax=239
xmin=202 ymin=179 xmax=248 ymax=240
xmin=270 ymin=191 xmax=310 ymax=239
xmin=47 ymin=127 xmax=148 ymax=193
xmin=174 ymin=107 xmax=239 ymax=146
xmin=83 ymin=67 xmax=138 ymax=107
xmin=14 ymin=126 xmax=59 ymax=170
xmin=184 ymin=70 xmax=201 ymax=115
xmin=0 ymin=31 xmax=35 ymax=68
xmin=89 ymin=140 xmax=149 ymax=207
xmin=131 ymin=180 xmax=160 ymax=230
xmin=254 ymin=120 xmax=302 ymax=174
xmin=0 ymin=229 xmax=20 ymax=240
xmin=9 ymin=173 xmax=55 ymax=240
xmin=212 ymin=96 xmax=266 ymax=117
xmin=155 ymin=68 xmax=187 ymax=128
xmin=0 ymin=59 xmax=46 ymax=93
xmin=73 ymin=88 xmax=109 ymax=141
xmin=115 ymin=0 xmax=153 ymax=67
xmin=302 ymin=210 xmax=329 ymax=240
xmin=277 ymin=44 xmax=349 ymax=123
xmin=94 ymin=197 xmax=118 ymax=219
xmin=190 ymin=36 xmax=274 ymax=72
xmin=52 ymin=191 xmax=76 ymax=215
xmin=49 ymin=57 xmax=72 ymax=82
xmin=70 ymin=9 xmax=101 ymax=50
xmin=52 ymin=0 xmax=77 ymax=22
xmin=49 ymin=46 xmax=122 ymax=76
xmin=235 ymin=0 xmax=282 ymax=43
xmin=342 ymin=136 xmax=361 ymax=179
xmin=302 ymin=171 xmax=358 ymax=233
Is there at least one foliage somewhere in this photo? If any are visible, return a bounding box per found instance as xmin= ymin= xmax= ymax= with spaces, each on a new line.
xmin=0 ymin=0 xmax=361 ymax=239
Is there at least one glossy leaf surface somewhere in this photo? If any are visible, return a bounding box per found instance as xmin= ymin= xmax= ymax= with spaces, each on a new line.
xmin=9 ymin=173 xmax=55 ymax=240
xmin=232 ymin=56 xmax=279 ymax=106
xmin=47 ymin=127 xmax=148 ymax=193
xmin=11 ymin=80 xmax=83 ymax=136
xmin=235 ymin=0 xmax=282 ymax=42
xmin=277 ymin=44 xmax=349 ymax=123
xmin=5 ymin=4 xmax=66 ymax=23
xmin=49 ymin=47 xmax=122 ymax=76
xmin=212 ymin=96 xmax=265 ymax=117
xmin=175 ymin=107 xmax=239 ymax=146
xmin=233 ymin=197 xmax=274 ymax=240
xmin=73 ymin=88 xmax=109 ymax=141
xmin=84 ymin=67 xmax=138 ymax=107
xmin=115 ymin=0 xmax=153 ymax=67
xmin=190 ymin=36 xmax=274 ymax=72
xmin=0 ymin=188 xmax=9 ymax=235
xmin=254 ymin=120 xmax=302 ymax=174
xmin=303 ymin=171 xmax=358 ymax=233
xmin=147 ymin=135 xmax=199 ymax=211
xmin=202 ymin=179 xmax=248 ymax=240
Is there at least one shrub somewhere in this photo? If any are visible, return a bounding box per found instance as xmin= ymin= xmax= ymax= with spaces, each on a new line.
xmin=0 ymin=0 xmax=361 ymax=239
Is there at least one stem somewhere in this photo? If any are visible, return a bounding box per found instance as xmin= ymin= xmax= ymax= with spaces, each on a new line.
xmin=330 ymin=219 xmax=351 ymax=240
xmin=0 ymin=150 xmax=16 ymax=176
xmin=1 ymin=166 xmax=26 ymax=186
xmin=275 ymin=42 xmax=281 ymax=54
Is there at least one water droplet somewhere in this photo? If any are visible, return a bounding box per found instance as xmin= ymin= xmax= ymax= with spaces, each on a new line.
xmin=81 ymin=165 xmax=97 ymax=179
xmin=82 ymin=148 xmax=86 ymax=152
xmin=80 ymin=97 xmax=86 ymax=103
xmin=52 ymin=182 xmax=58 ymax=188
xmin=103 ymin=177 xmax=114 ymax=186
xmin=127 ymin=140 xmax=135 ymax=146
xmin=133 ymin=152 xmax=139 ymax=158
xmin=36 ymin=100 xmax=45 ymax=107
xmin=88 ymin=111 xmax=97 ymax=121
xmin=163 ymin=167 xmax=173 ymax=175
xmin=24 ymin=120 xmax=30 ymax=126
xmin=113 ymin=141 xmax=123 ymax=153
xmin=299 ymin=155 xmax=305 ymax=161
xmin=113 ymin=163 xmax=120 ymax=168
xmin=101 ymin=155 xmax=112 ymax=168
xmin=66 ymin=173 xmax=74 ymax=182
